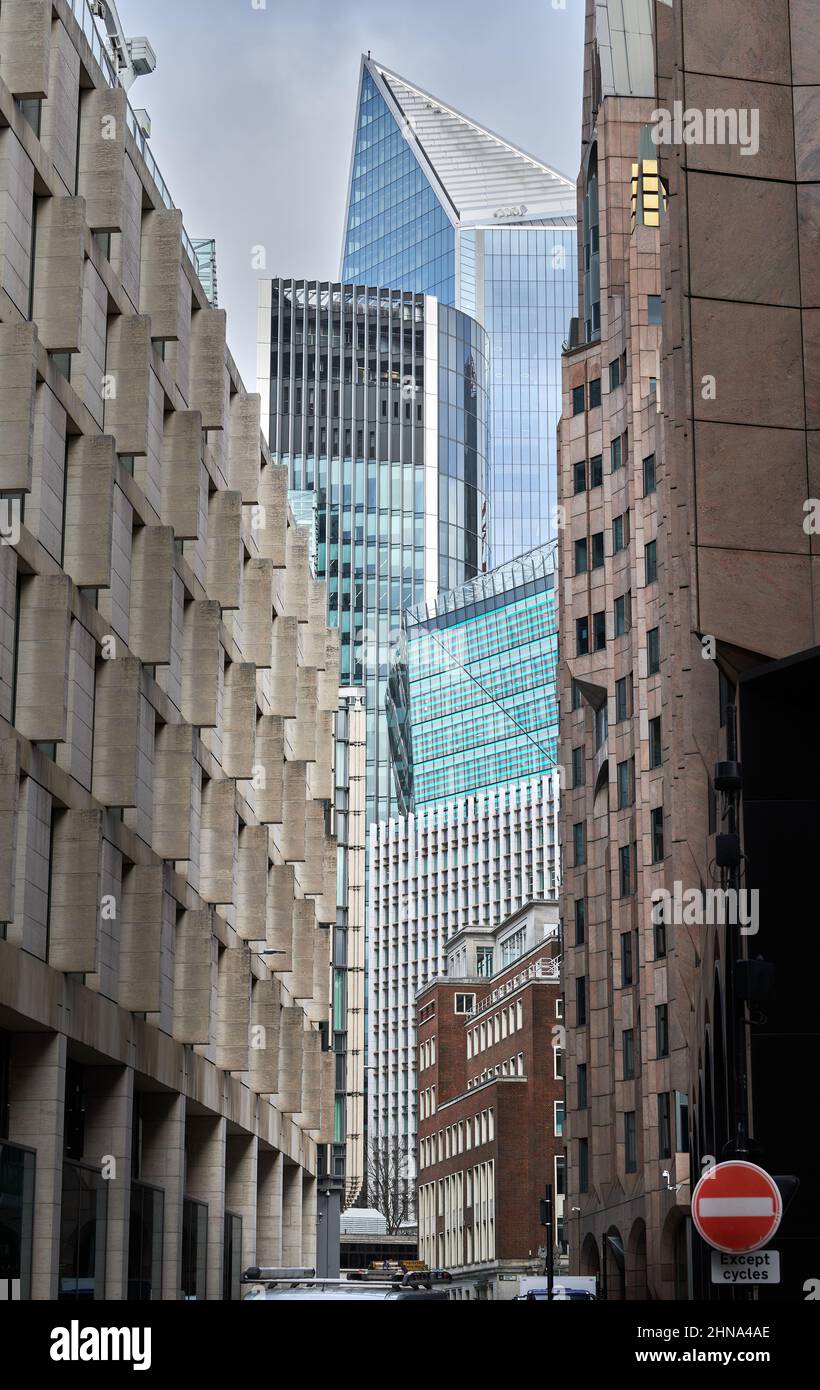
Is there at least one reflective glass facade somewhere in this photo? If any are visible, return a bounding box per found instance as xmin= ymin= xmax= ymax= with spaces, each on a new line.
xmin=259 ymin=279 xmax=488 ymax=825
xmin=387 ymin=542 xmax=558 ymax=814
xmin=478 ymin=226 xmax=577 ymax=560
xmin=342 ymin=67 xmax=455 ymax=304
xmin=341 ymin=62 xmax=577 ymax=566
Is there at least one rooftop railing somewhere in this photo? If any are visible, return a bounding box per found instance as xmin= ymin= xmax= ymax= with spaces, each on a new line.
xmin=69 ymin=0 xmax=200 ymax=274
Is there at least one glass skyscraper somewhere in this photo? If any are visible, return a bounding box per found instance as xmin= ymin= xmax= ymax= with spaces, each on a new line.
xmin=372 ymin=544 xmax=560 ymax=1212
xmin=258 ymin=278 xmax=489 ymax=824
xmin=387 ymin=542 xmax=559 ymax=815
xmin=342 ymin=58 xmax=578 ymax=564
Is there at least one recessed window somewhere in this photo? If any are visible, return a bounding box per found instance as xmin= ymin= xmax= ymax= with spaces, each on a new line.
xmin=649 ymin=715 xmax=662 ymax=769
xmin=572 ymin=384 xmax=585 ymax=415
xmin=577 ymin=1063 xmax=588 ymax=1110
xmin=573 ymin=459 xmax=586 ymax=494
xmin=648 ymin=294 xmax=662 ymax=326
xmin=621 ymin=931 xmax=634 ymax=986
xmin=579 ymin=1138 xmax=589 ymax=1192
xmin=576 ymin=616 xmax=590 ymax=656
xmin=589 ymin=454 xmax=603 ymax=488
xmin=554 ymin=1101 xmax=565 ymax=1137
xmin=573 ymin=821 xmax=586 ymax=867
xmin=623 ymin=1027 xmax=636 ymax=1080
xmin=454 ymin=993 xmax=475 ymax=1015
xmin=571 ymin=680 xmax=582 ymax=711
xmin=658 ymin=1093 xmax=672 ymax=1159
xmin=619 ymin=844 xmax=633 ymax=897
xmin=575 ymin=538 xmax=588 ymax=575
xmin=593 ymin=610 xmax=606 ymax=650
xmin=572 ymin=745 xmax=585 ymax=788
xmin=589 ymin=378 xmax=601 ymax=409
xmin=651 ymin=805 xmax=665 ymax=863
xmin=656 ymin=1003 xmax=669 ymax=1058
xmin=616 ymin=758 xmax=633 ymax=810
xmin=645 ymin=539 xmax=658 ymax=585
xmin=591 ymin=532 xmax=604 ymax=568
xmin=647 ymin=627 xmax=660 ymax=675
xmin=643 ymin=453 xmax=656 ymax=495
xmin=625 ymin=1111 xmax=638 ymax=1172
xmin=609 ymin=358 xmax=622 ymax=390
xmin=611 ymin=435 xmax=622 ymax=471
xmin=574 ymin=897 xmax=586 ymax=946
xmin=615 ymin=674 xmax=632 ymax=722
xmin=576 ymin=976 xmax=587 ymax=1026
xmin=614 ymin=592 xmax=631 ymax=637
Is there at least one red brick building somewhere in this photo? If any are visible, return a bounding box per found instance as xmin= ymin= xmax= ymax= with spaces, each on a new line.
xmin=416 ymin=903 xmax=564 ymax=1298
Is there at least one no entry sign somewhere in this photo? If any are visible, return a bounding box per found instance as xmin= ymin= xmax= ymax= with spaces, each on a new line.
xmin=692 ymin=1160 xmax=782 ymax=1254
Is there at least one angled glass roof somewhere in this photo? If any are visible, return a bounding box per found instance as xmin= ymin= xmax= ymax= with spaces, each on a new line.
xmin=364 ymin=58 xmax=577 ymax=226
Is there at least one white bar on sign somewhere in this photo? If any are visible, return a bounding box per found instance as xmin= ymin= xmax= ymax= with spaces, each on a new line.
xmin=699 ymin=1198 xmax=774 ymax=1216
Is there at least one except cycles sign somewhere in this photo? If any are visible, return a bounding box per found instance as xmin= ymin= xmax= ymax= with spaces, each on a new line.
xmin=692 ymin=1160 xmax=783 ymax=1254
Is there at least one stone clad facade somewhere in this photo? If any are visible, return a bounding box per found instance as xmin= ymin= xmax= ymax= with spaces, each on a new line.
xmin=0 ymin=0 xmax=336 ymax=1299
xmin=558 ymin=0 xmax=680 ymax=1299
xmin=560 ymin=0 xmax=820 ymax=1300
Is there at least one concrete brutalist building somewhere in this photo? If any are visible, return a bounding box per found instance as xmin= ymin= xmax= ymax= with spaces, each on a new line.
xmin=0 ymin=0 xmax=338 ymax=1299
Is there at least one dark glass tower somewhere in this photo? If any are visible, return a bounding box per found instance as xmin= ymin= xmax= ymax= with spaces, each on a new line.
xmin=258 ymin=278 xmax=489 ymax=824
xmin=342 ymin=58 xmax=578 ymax=565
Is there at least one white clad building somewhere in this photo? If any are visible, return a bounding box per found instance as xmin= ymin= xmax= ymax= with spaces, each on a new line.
xmin=368 ymin=771 xmax=560 ymax=1212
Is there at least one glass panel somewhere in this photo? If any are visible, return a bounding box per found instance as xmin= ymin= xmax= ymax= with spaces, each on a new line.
xmin=0 ymin=1142 xmax=35 ymax=1299
xmin=59 ymin=1161 xmax=107 ymax=1299
xmin=127 ymin=1182 xmax=164 ymax=1300
xmin=181 ymin=1198 xmax=208 ymax=1300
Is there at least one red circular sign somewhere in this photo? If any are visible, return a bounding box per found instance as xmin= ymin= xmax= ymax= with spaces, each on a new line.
xmin=692 ymin=1160 xmax=782 ymax=1254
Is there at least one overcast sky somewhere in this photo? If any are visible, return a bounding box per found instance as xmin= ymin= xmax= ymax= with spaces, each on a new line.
xmin=125 ymin=0 xmax=585 ymax=387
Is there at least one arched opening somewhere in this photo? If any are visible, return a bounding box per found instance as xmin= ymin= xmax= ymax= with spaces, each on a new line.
xmin=580 ymin=1231 xmax=600 ymax=1282
xmin=603 ymin=1225 xmax=625 ymax=1300
xmin=660 ymin=1208 xmax=692 ymax=1301
xmin=626 ymin=1218 xmax=648 ymax=1299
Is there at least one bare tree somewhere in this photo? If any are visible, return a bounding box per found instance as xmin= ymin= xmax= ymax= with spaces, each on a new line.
xmin=367 ymin=1138 xmax=410 ymax=1235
